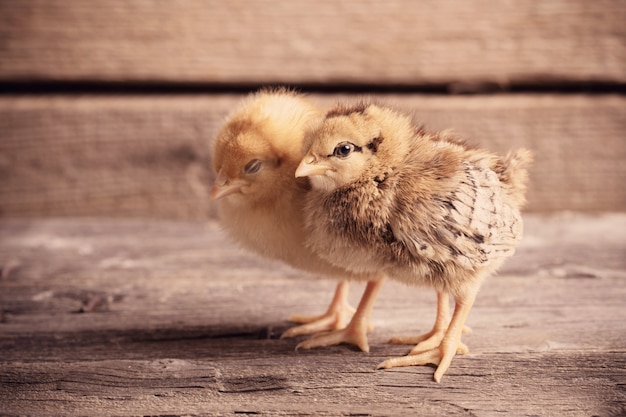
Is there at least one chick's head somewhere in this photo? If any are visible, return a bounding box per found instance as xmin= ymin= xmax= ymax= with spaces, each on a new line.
xmin=211 ymin=122 xmax=278 ymax=204
xmin=296 ymin=103 xmax=414 ymax=192
xmin=211 ymin=90 xmax=319 ymax=206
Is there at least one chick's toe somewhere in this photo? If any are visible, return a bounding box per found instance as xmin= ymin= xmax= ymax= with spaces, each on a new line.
xmin=389 ymin=292 xmax=470 ymax=355
xmin=296 ymin=321 xmax=370 ymax=352
xmin=295 ymin=279 xmax=384 ymax=352
xmin=378 ymin=291 xmax=476 ymax=382
xmin=281 ymin=282 xmax=356 ymax=339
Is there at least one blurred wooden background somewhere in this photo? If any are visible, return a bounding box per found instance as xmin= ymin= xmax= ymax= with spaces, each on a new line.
xmin=1 ymin=0 xmax=625 ymax=217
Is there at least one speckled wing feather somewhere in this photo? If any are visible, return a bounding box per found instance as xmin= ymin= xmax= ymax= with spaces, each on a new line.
xmin=393 ymin=161 xmax=523 ymax=271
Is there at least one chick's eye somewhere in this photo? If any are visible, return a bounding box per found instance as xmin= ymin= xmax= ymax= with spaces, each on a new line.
xmin=243 ymin=159 xmax=262 ymax=174
xmin=333 ymin=142 xmax=355 ymax=158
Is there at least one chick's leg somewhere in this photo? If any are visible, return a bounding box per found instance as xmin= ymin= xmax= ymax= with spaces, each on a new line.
xmin=389 ymin=292 xmax=469 ymax=355
xmin=296 ymin=278 xmax=386 ymax=352
xmin=377 ymin=290 xmax=477 ymax=383
xmin=281 ymin=281 xmax=355 ymax=339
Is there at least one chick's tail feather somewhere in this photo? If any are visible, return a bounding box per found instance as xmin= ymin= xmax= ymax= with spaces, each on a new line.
xmin=495 ymin=148 xmax=533 ymax=207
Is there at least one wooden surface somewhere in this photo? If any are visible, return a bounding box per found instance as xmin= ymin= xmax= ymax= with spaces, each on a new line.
xmin=1 ymin=214 xmax=625 ymax=416
xmin=0 ymin=0 xmax=624 ymax=85
xmin=2 ymin=94 xmax=625 ymax=218
xmin=1 ymin=2 xmax=624 ymax=415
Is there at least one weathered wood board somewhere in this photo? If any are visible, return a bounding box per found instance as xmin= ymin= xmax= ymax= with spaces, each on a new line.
xmin=0 ymin=214 xmax=625 ymax=416
xmin=1 ymin=0 xmax=624 ymax=219
xmin=0 ymin=0 xmax=624 ymax=85
xmin=2 ymin=94 xmax=625 ymax=218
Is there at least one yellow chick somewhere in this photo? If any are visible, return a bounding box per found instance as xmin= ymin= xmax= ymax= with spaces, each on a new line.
xmin=211 ymin=89 xmax=385 ymax=351
xmin=296 ymin=102 xmax=532 ymax=382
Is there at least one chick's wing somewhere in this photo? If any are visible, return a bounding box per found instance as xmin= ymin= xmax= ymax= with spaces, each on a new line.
xmin=391 ymin=161 xmax=522 ymax=271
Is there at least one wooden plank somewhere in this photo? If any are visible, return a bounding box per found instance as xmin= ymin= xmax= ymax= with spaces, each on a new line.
xmin=0 ymin=95 xmax=236 ymax=219
xmin=0 ymin=0 xmax=624 ymax=85
xmin=0 ymin=215 xmax=625 ymax=416
xmin=0 ymin=353 xmax=623 ymax=416
xmin=1 ymin=94 xmax=624 ymax=217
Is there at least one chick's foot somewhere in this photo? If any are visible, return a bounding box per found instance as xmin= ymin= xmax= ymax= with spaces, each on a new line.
xmin=296 ymin=317 xmax=370 ymax=351
xmin=281 ymin=281 xmax=355 ymax=339
xmin=295 ymin=279 xmax=385 ymax=352
xmin=376 ymin=337 xmax=464 ymax=383
xmin=282 ymin=307 xmax=355 ymax=338
xmin=389 ymin=292 xmax=470 ymax=354
xmin=378 ymin=292 xmax=476 ymax=383
xmin=389 ymin=328 xmax=469 ymax=356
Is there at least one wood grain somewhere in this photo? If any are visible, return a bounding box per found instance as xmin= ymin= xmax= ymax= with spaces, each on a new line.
xmin=0 ymin=215 xmax=625 ymax=416
xmin=1 ymin=94 xmax=625 ymax=218
xmin=0 ymin=0 xmax=624 ymax=85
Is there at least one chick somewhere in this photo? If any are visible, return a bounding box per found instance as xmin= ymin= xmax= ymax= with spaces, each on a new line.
xmin=211 ymin=89 xmax=385 ymax=351
xmin=296 ymin=102 xmax=532 ymax=382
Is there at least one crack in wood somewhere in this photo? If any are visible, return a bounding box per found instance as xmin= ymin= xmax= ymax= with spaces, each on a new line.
xmin=218 ymin=375 xmax=290 ymax=394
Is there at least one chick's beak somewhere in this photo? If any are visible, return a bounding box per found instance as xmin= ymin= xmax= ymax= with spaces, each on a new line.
xmin=210 ymin=170 xmax=248 ymax=201
xmin=295 ymin=155 xmax=331 ymax=178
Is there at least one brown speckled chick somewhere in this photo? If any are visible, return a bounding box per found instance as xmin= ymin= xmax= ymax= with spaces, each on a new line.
xmin=211 ymin=90 xmax=385 ymax=351
xmin=296 ymin=102 xmax=532 ymax=382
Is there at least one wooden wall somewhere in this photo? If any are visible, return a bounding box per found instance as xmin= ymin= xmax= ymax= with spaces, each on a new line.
xmin=1 ymin=0 xmax=625 ymax=217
